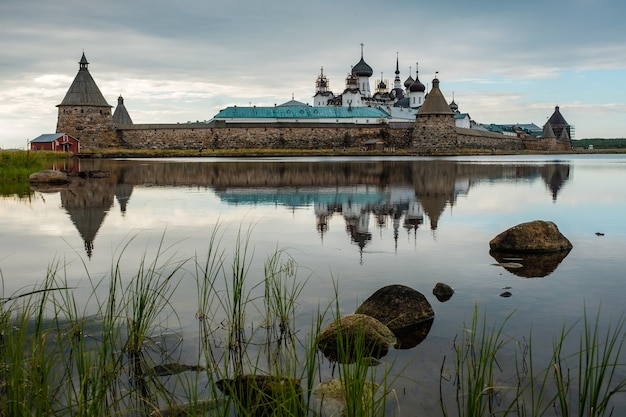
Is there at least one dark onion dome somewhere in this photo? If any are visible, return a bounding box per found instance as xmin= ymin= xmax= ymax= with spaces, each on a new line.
xmin=409 ymin=74 xmax=426 ymax=92
xmin=404 ymin=75 xmax=414 ymax=89
xmin=378 ymin=79 xmax=387 ymax=89
xmin=390 ymin=87 xmax=405 ymax=99
xmin=449 ymin=100 xmax=458 ymax=113
xmin=352 ymin=57 xmax=373 ymax=77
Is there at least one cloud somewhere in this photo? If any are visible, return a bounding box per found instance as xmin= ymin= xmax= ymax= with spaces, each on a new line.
xmin=1 ymin=0 xmax=626 ymax=148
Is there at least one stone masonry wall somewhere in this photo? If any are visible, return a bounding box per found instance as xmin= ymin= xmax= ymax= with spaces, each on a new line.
xmin=118 ymin=123 xmax=413 ymax=150
xmin=456 ymin=128 xmax=523 ymax=150
xmin=412 ymin=114 xmax=459 ymax=150
xmin=412 ymin=113 xmax=523 ymax=151
xmin=57 ymin=105 xmax=119 ymax=149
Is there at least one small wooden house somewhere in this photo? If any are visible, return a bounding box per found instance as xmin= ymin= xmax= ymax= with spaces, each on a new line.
xmin=363 ymin=138 xmax=385 ymax=151
xmin=30 ymin=133 xmax=80 ymax=153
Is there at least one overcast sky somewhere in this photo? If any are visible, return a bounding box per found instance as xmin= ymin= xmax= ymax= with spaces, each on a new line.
xmin=1 ymin=0 xmax=625 ymax=149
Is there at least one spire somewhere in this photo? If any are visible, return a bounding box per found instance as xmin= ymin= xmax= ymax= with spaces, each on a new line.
xmin=58 ymin=53 xmax=111 ymax=107
xmin=79 ymin=52 xmax=89 ymax=71
xmin=395 ymin=52 xmax=400 ymax=76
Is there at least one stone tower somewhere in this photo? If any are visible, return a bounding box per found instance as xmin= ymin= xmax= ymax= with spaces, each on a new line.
xmin=112 ymin=95 xmax=133 ymax=127
xmin=56 ymin=53 xmax=117 ymax=149
xmin=412 ymin=77 xmax=457 ymax=151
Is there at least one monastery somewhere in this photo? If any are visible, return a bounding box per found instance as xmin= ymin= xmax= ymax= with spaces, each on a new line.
xmin=48 ymin=52 xmax=573 ymax=152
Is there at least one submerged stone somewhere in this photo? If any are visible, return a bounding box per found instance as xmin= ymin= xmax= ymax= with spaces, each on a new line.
xmin=317 ymin=314 xmax=396 ymax=364
xmin=312 ymin=378 xmax=380 ymax=417
xmin=432 ymin=282 xmax=454 ymax=302
xmin=216 ymin=374 xmax=303 ymax=417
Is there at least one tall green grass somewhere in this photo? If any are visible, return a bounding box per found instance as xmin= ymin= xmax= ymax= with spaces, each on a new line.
xmin=1 ymin=231 xmax=625 ymax=416
xmin=0 ymin=150 xmax=61 ymax=182
xmin=440 ymin=306 xmax=626 ymax=417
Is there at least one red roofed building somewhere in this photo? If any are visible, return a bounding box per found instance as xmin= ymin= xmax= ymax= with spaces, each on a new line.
xmin=30 ymin=133 xmax=80 ymax=153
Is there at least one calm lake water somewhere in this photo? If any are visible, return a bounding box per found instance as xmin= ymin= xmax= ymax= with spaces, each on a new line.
xmin=2 ymin=154 xmax=626 ymax=414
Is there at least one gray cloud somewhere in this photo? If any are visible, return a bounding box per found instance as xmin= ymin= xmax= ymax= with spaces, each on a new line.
xmin=1 ymin=0 xmax=625 ymax=148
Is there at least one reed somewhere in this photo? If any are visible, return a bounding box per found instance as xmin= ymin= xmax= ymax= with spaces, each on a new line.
xmin=441 ymin=306 xmax=626 ymax=417
xmin=1 ymin=230 xmax=625 ymax=417
xmin=0 ymin=150 xmax=60 ymax=181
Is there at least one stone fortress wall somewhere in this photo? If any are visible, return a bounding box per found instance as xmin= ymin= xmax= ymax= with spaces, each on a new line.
xmin=117 ymin=123 xmax=413 ymax=150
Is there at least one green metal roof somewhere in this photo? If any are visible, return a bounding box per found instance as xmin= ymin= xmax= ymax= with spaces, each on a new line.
xmin=214 ymin=105 xmax=391 ymax=120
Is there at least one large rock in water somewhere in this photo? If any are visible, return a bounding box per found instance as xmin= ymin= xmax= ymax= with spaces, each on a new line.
xmin=28 ymin=170 xmax=69 ymax=184
xmin=317 ymin=314 xmax=396 ymax=364
xmin=489 ymin=220 xmax=572 ymax=252
xmin=355 ymin=285 xmax=434 ymax=331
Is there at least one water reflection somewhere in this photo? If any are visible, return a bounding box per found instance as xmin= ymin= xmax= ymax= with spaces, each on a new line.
xmin=28 ymin=159 xmax=571 ymax=262
xmin=489 ymin=249 xmax=572 ymax=278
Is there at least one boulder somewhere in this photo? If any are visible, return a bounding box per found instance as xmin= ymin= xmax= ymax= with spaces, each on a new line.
xmin=317 ymin=314 xmax=396 ymax=364
xmin=312 ymin=378 xmax=380 ymax=417
xmin=489 ymin=220 xmax=572 ymax=253
xmin=216 ymin=374 xmax=303 ymax=417
xmin=28 ymin=169 xmax=69 ymax=184
xmin=355 ymin=285 xmax=434 ymax=331
xmin=432 ymin=282 xmax=454 ymax=302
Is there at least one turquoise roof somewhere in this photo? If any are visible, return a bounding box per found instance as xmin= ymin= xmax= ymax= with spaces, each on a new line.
xmin=214 ymin=106 xmax=391 ymax=120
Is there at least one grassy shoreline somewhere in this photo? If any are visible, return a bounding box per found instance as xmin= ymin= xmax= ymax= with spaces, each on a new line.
xmin=74 ymin=146 xmax=623 ymax=159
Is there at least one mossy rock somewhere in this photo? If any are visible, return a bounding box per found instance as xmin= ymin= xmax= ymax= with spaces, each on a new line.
xmin=355 ymin=284 xmax=434 ymax=331
xmin=216 ymin=374 xmax=303 ymax=417
xmin=317 ymin=314 xmax=396 ymax=364
xmin=489 ymin=220 xmax=572 ymax=252
xmin=28 ymin=169 xmax=69 ymax=184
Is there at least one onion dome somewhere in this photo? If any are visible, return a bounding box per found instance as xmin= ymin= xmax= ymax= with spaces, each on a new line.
xmin=352 ymin=44 xmax=373 ymax=77
xmin=390 ymin=88 xmax=405 ymax=99
xmin=409 ymin=64 xmax=426 ymax=92
xmin=449 ymin=99 xmax=458 ymax=113
xmin=378 ymin=79 xmax=387 ymax=90
xmin=404 ymin=73 xmax=414 ymax=89
xmin=352 ymin=57 xmax=373 ymax=77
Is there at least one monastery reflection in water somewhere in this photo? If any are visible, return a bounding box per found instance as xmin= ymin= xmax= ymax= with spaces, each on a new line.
xmin=38 ymin=159 xmax=570 ymax=259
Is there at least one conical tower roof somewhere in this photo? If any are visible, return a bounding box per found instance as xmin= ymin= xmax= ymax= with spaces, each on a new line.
xmin=113 ymin=95 xmax=133 ymax=126
xmin=417 ymin=78 xmax=454 ymax=115
xmin=547 ymin=105 xmax=569 ymax=127
xmin=542 ymin=121 xmax=556 ymax=138
xmin=58 ymin=53 xmax=111 ymax=107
